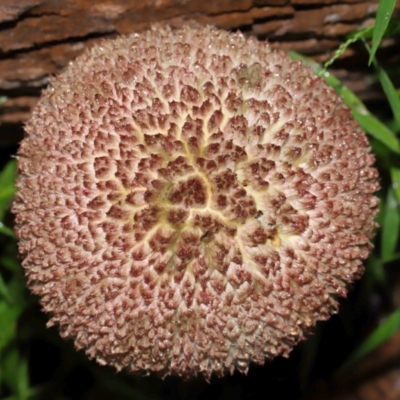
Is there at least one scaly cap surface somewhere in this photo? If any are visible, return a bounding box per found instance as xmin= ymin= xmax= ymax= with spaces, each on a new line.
xmin=13 ymin=25 xmax=379 ymax=379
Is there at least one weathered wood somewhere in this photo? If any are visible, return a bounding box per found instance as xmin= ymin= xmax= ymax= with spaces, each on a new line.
xmin=0 ymin=0 xmax=398 ymax=130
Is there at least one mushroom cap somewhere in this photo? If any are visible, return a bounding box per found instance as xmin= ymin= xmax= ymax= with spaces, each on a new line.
xmin=13 ymin=25 xmax=379 ymax=379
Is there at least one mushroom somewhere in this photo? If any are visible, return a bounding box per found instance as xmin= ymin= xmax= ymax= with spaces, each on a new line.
xmin=13 ymin=25 xmax=379 ymax=379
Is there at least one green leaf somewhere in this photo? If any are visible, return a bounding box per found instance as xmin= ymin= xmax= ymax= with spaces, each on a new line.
xmin=381 ymin=187 xmax=400 ymax=260
xmin=0 ymin=385 xmax=51 ymax=400
xmin=0 ymin=159 xmax=17 ymax=222
xmin=324 ymin=26 xmax=372 ymax=70
xmin=382 ymin=253 xmax=400 ymax=263
xmin=0 ymin=223 xmax=16 ymax=238
xmin=0 ymin=272 xmax=12 ymax=303
xmin=374 ymin=63 xmax=400 ymax=128
xmin=323 ymin=19 xmax=400 ymax=70
xmin=1 ymin=348 xmax=30 ymax=399
xmin=2 ymin=347 xmax=20 ymax=394
xmin=16 ymin=357 xmax=30 ymax=400
xmin=288 ymin=52 xmax=400 ymax=153
xmin=391 ymin=167 xmax=400 ymax=204
xmin=6 ymin=274 xmax=27 ymax=306
xmin=352 ymin=107 xmax=400 ymax=154
xmin=364 ymin=40 xmax=400 ymax=128
xmin=369 ymin=0 xmax=397 ymax=64
xmin=0 ymin=255 xmax=20 ymax=273
xmin=0 ymin=301 xmax=24 ymax=351
xmin=338 ymin=307 xmax=400 ymax=373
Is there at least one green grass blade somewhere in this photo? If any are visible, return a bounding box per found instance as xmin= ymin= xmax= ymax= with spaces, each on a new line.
xmin=364 ymin=40 xmax=400 ymax=128
xmin=369 ymin=0 xmax=397 ymax=64
xmin=289 ymin=52 xmax=400 ymax=153
xmin=324 ymin=26 xmax=372 ymax=70
xmin=0 ymin=272 xmax=12 ymax=303
xmin=324 ymin=19 xmax=400 ymax=71
xmin=383 ymin=253 xmax=400 ymax=263
xmin=0 ymin=159 xmax=17 ymax=222
xmin=0 ymin=384 xmax=56 ymax=400
xmin=391 ymin=168 xmax=400 ymax=203
xmin=374 ymin=64 xmax=400 ymax=128
xmin=0 ymin=222 xmax=16 ymax=238
xmin=1 ymin=348 xmax=31 ymax=398
xmin=338 ymin=307 xmax=400 ymax=373
xmin=16 ymin=357 xmax=30 ymax=400
xmin=0 ymin=255 xmax=20 ymax=273
xmin=355 ymin=112 xmax=400 ymax=154
xmin=0 ymin=302 xmax=24 ymax=351
xmin=381 ymin=187 xmax=400 ymax=260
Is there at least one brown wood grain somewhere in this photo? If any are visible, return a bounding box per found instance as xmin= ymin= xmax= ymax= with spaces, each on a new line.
xmin=0 ymin=0 xmax=399 ymax=131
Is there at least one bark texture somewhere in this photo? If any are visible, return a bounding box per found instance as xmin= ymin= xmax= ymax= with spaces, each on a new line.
xmin=0 ymin=0 xmax=399 ymax=132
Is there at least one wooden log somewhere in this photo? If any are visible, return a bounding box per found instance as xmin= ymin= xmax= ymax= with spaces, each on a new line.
xmin=0 ymin=0 xmax=399 ymax=133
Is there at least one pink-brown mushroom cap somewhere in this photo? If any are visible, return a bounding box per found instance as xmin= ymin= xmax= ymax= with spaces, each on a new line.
xmin=13 ymin=25 xmax=379 ymax=379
